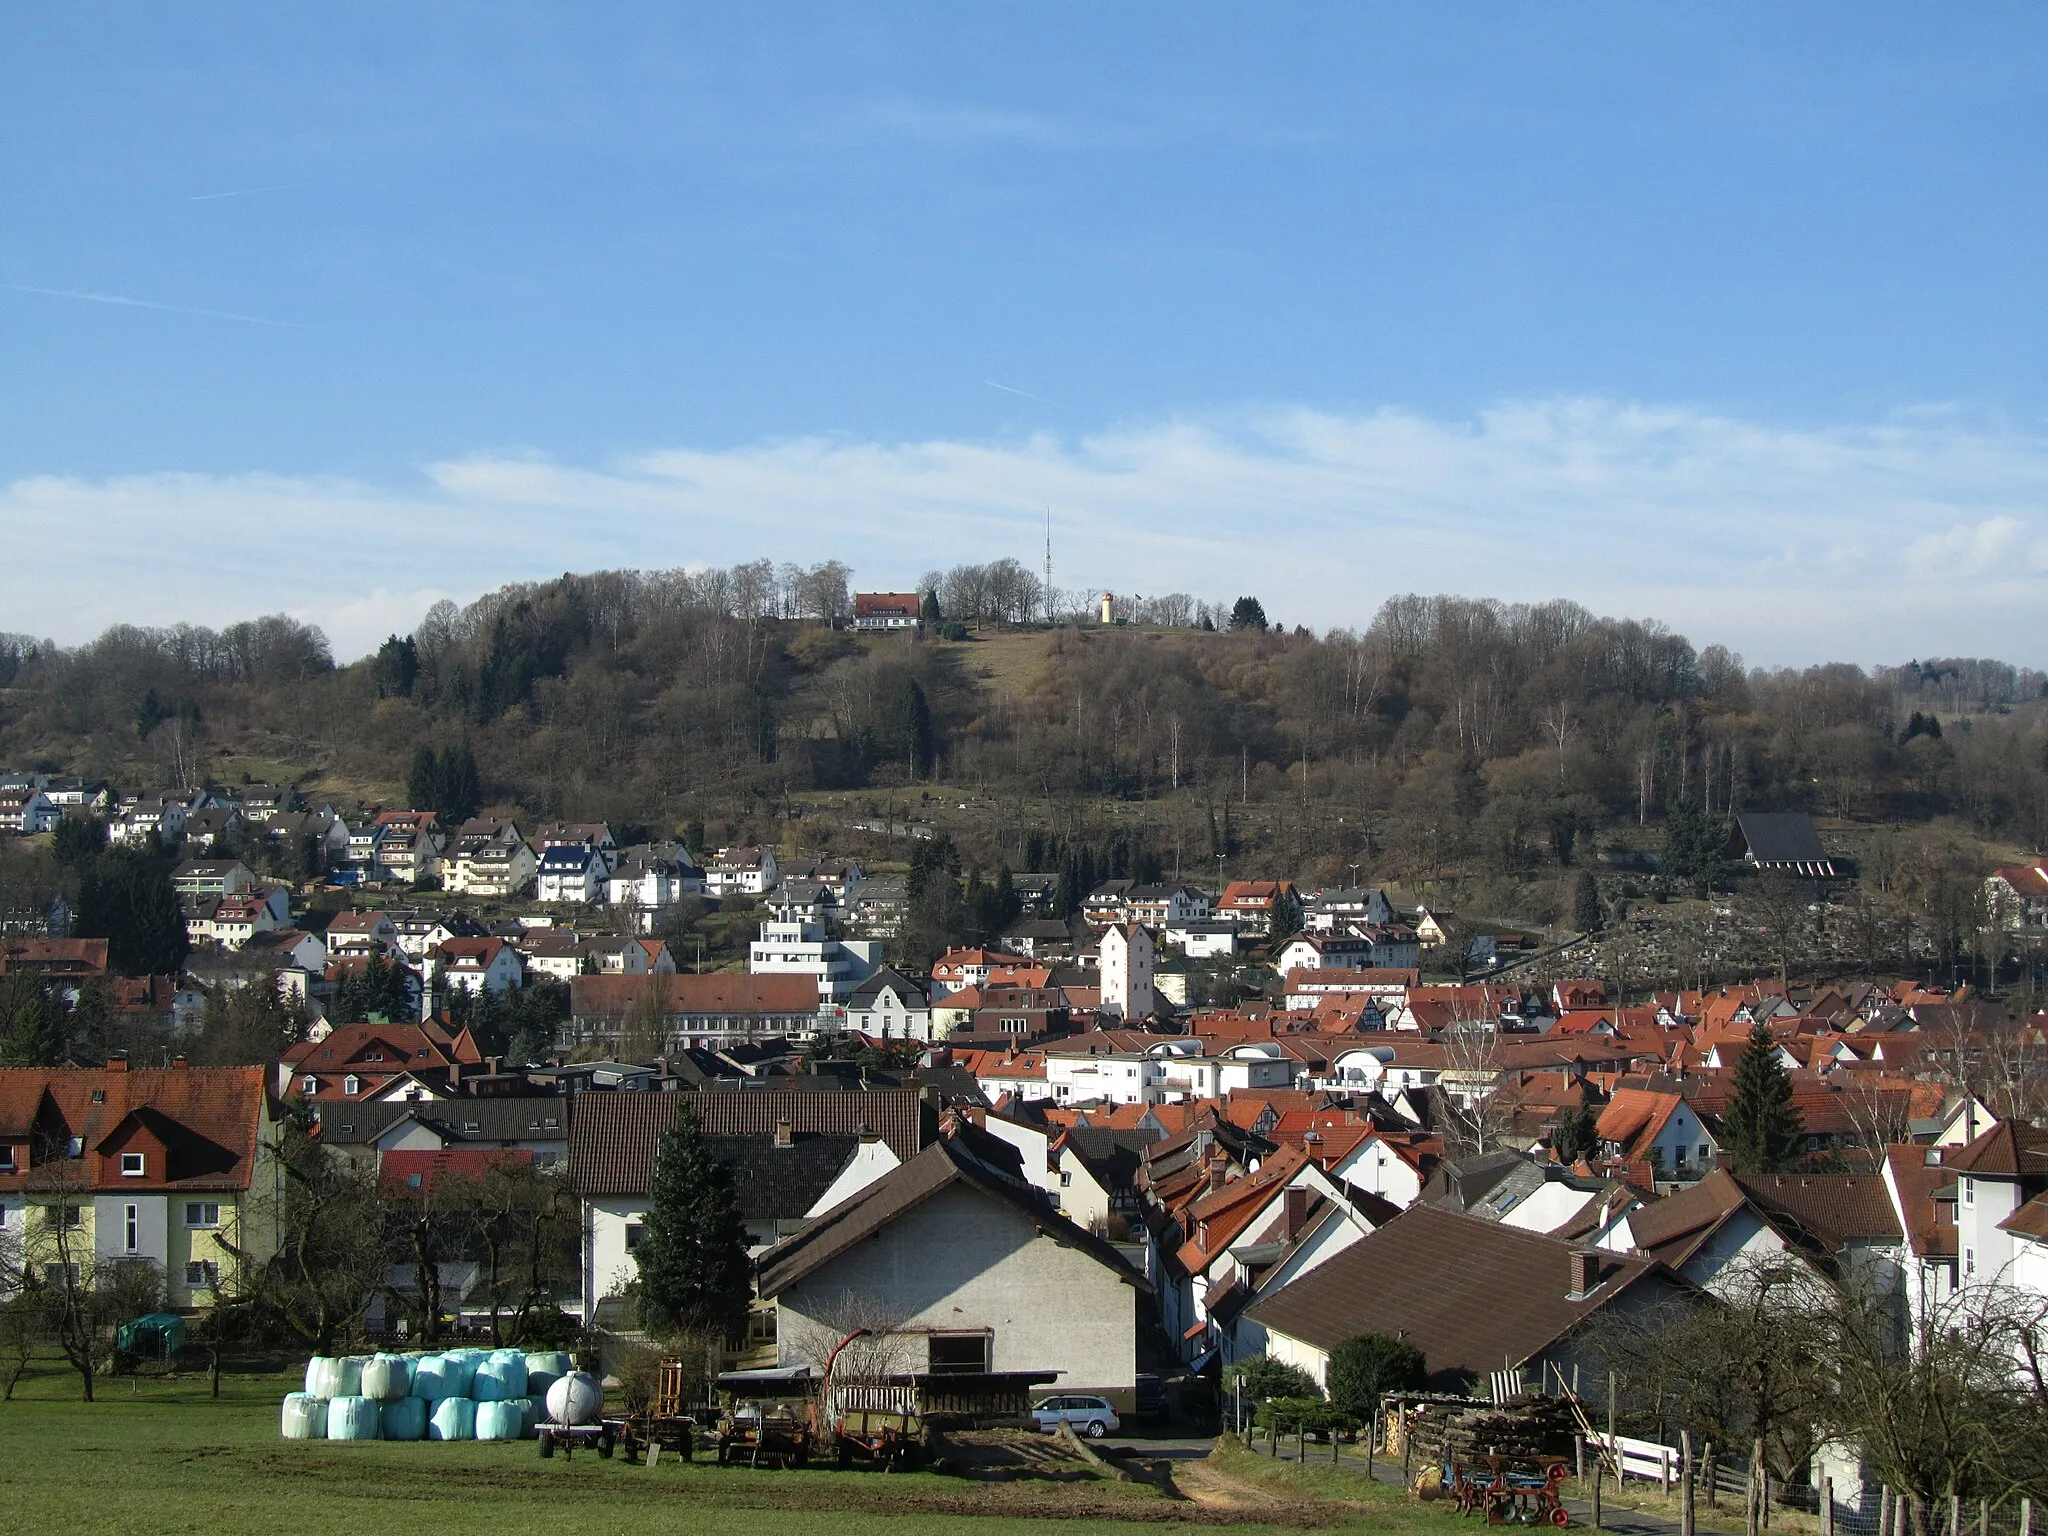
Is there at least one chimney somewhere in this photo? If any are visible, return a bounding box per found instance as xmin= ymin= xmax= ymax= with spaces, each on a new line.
xmin=171 ymin=1055 xmax=190 ymax=1071
xmin=774 ymin=1117 xmax=794 ymax=1149
xmin=107 ymin=1054 xmax=129 ymax=1074
xmin=1208 ymin=1163 xmax=1227 ymax=1192
xmin=1568 ymin=1248 xmax=1599 ymax=1298
xmin=1283 ymin=1186 xmax=1310 ymax=1239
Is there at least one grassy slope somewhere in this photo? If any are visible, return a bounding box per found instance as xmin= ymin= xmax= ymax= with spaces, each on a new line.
xmin=2 ymin=1368 xmax=1438 ymax=1536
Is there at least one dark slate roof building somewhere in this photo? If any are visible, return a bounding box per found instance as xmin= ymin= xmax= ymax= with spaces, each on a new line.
xmin=1731 ymin=813 xmax=1840 ymax=877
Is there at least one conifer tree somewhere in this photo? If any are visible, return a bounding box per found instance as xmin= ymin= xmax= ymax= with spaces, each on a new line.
xmin=407 ymin=745 xmax=441 ymax=812
xmin=1723 ymin=1020 xmax=1805 ymax=1174
xmin=1571 ymin=869 xmax=1603 ymax=934
xmin=634 ymin=1104 xmax=751 ymax=1339
xmin=2 ymin=980 xmax=64 ymax=1066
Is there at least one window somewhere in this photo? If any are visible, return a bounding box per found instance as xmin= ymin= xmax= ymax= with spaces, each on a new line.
xmin=66 ymin=1136 xmax=82 ymax=1158
xmin=91 ymin=1089 xmax=106 ymax=1104
xmin=121 ymin=1152 xmax=146 ymax=1177
xmin=927 ymin=1332 xmax=990 ymax=1375
xmin=0 ymin=1144 xmax=13 ymax=1171
xmin=1060 ymin=1171 xmax=1072 ymax=1188
xmin=463 ymin=1121 xmax=480 ymax=1133
xmin=1963 ymin=1178 xmax=1974 ymax=1206
xmin=185 ymin=1260 xmax=218 ymax=1290
xmin=48 ymin=1204 xmax=82 ymax=1229
xmin=185 ymin=1202 xmax=220 ymax=1229
xmin=1698 ymin=1144 xmax=1710 ymax=1162
xmin=624 ymin=1222 xmax=646 ymax=1252
xmin=1965 ymin=1246 xmax=1976 ymax=1276
xmin=43 ymin=1262 xmax=79 ymax=1289
xmin=124 ymin=1204 xmax=140 ymax=1253
xmin=343 ymin=1075 xmax=360 ymax=1095
xmin=301 ymin=1076 xmax=318 ymax=1094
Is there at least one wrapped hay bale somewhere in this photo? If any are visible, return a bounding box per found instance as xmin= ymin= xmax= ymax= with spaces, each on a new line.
xmin=429 ymin=1396 xmax=476 ymax=1441
xmin=472 ymin=1351 xmax=527 ymax=1402
xmin=327 ymin=1396 xmax=382 ymax=1441
xmin=475 ymin=1399 xmax=525 ymax=1441
xmin=362 ymin=1354 xmax=413 ymax=1403
xmin=513 ymin=1398 xmax=538 ymax=1437
xmin=381 ymin=1397 xmax=428 ymax=1441
xmin=282 ymin=1392 xmax=327 ymax=1439
xmin=522 ymin=1352 xmax=570 ymax=1403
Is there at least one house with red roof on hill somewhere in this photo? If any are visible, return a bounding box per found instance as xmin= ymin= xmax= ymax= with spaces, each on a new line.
xmin=279 ymin=1019 xmax=484 ymax=1107
xmin=0 ymin=1061 xmax=279 ymax=1313
xmin=1215 ymin=881 xmax=1300 ymax=937
xmin=1594 ymin=1087 xmax=1718 ymax=1190
xmin=379 ymin=1146 xmax=534 ymax=1198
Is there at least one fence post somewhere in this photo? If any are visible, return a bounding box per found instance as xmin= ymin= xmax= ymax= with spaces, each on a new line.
xmin=1577 ymin=1435 xmax=1586 ymax=1484
xmin=2021 ymin=1497 xmax=2032 ymax=1536
xmin=1664 ymin=1449 xmax=1672 ymax=1498
xmin=1980 ymin=1502 xmax=1989 ymax=1536
xmin=1366 ymin=1409 xmax=1376 ymax=1480
xmin=1682 ymin=1431 xmax=1696 ymax=1536
xmin=1706 ymin=1444 xmax=1717 ymax=1511
xmin=1821 ymin=1475 xmax=1833 ymax=1536
xmin=1950 ymin=1495 xmax=1961 ymax=1536
xmin=1883 ymin=1488 xmax=1894 ymax=1536
xmin=1402 ymin=1408 xmax=1413 ymax=1493
xmin=1608 ymin=1371 xmax=1618 ymax=1448
xmin=1593 ymin=1458 xmax=1604 ymax=1531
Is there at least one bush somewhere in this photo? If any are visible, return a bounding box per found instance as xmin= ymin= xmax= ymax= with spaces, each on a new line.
xmin=1225 ymin=1353 xmax=1322 ymax=1403
xmin=1326 ymin=1333 xmax=1427 ymax=1419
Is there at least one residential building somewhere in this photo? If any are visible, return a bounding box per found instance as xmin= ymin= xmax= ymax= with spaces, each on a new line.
xmin=1216 ymin=881 xmax=1300 ymax=936
xmin=536 ymin=843 xmax=606 ymax=904
xmin=278 ymin=1019 xmax=485 ymax=1106
xmin=0 ymin=1062 xmax=281 ymax=1314
xmin=0 ymin=787 xmax=59 ymax=835
xmin=706 ymin=845 xmax=779 ymax=897
xmin=1729 ymin=812 xmax=1840 ymax=878
xmin=1098 ymin=923 xmax=1155 ymax=1021
xmin=844 ymin=967 xmax=932 ymax=1042
xmin=436 ymin=937 xmax=524 ymax=995
xmin=748 ymin=918 xmax=884 ymax=1004
xmin=757 ymin=1128 xmax=1149 ymax=1409
xmin=565 ymin=973 xmax=824 ymax=1051
xmin=1244 ymin=1204 xmax=1695 ymax=1397
xmin=443 ymin=820 xmax=537 ymax=898
xmin=851 ymin=592 xmax=921 ymax=631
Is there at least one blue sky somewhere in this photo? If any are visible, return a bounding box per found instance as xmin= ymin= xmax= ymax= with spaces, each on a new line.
xmin=5 ymin=5 xmax=2047 ymax=662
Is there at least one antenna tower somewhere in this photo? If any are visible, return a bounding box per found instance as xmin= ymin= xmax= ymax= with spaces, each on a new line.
xmin=1043 ymin=509 xmax=1053 ymax=600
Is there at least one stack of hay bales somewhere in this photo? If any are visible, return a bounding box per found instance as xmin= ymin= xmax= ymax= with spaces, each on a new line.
xmin=282 ymin=1349 xmax=568 ymax=1443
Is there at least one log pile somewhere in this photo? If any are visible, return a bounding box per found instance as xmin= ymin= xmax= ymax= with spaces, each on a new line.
xmin=1429 ymin=1396 xmax=1578 ymax=1465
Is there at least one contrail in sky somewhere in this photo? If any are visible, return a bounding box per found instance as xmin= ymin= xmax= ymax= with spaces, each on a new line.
xmin=189 ymin=178 xmax=327 ymax=202
xmin=986 ymin=379 xmax=1057 ymax=405
xmin=0 ymin=283 xmax=317 ymax=330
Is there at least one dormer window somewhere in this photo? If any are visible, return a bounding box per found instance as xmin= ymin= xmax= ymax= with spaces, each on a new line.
xmin=66 ymin=1137 xmax=82 ymax=1159
xmin=91 ymin=1090 xmax=106 ymax=1105
xmin=301 ymin=1076 xmax=318 ymax=1094
xmin=120 ymin=1152 xmax=146 ymax=1177
xmin=343 ymin=1075 xmax=360 ymax=1096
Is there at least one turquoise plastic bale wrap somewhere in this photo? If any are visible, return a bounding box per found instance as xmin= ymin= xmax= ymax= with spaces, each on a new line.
xmin=474 ymin=1399 xmax=525 ymax=1440
xmin=361 ymin=1354 xmax=413 ymax=1402
xmin=429 ymin=1396 xmax=476 ymax=1441
xmin=380 ymin=1396 xmax=428 ymax=1441
xmin=281 ymin=1393 xmax=326 ymax=1439
xmin=472 ymin=1351 xmax=527 ymax=1402
xmin=303 ymin=1357 xmax=331 ymax=1397
xmin=440 ymin=1352 xmax=478 ymax=1397
xmin=413 ymin=1353 xmax=471 ymax=1400
xmin=334 ymin=1356 xmax=364 ymax=1398
xmin=514 ymin=1397 xmax=538 ymax=1437
xmin=521 ymin=1352 xmax=570 ymax=1403
xmin=326 ymin=1396 xmax=382 ymax=1440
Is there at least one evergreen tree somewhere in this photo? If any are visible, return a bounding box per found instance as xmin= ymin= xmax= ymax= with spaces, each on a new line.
xmin=1663 ymin=800 xmax=1727 ymax=892
xmin=75 ymin=849 xmax=189 ymax=976
xmin=51 ymin=815 xmax=107 ymax=868
xmin=1571 ymin=869 xmax=1603 ymax=934
xmin=1722 ymin=1020 xmax=1805 ymax=1174
xmin=634 ymin=1103 xmax=752 ymax=1339
xmin=919 ymin=589 xmax=942 ymax=625
xmin=1 ymin=979 xmax=64 ymax=1066
xmin=372 ymin=635 xmax=420 ymax=698
xmin=902 ymin=679 xmax=935 ymax=780
xmin=1326 ymin=1333 xmax=1427 ymax=1420
xmin=407 ymin=745 xmax=442 ymax=812
xmin=1550 ymin=1103 xmax=1598 ymax=1164
xmin=1228 ymin=596 xmax=1268 ymax=632
xmin=439 ymin=742 xmax=483 ymax=823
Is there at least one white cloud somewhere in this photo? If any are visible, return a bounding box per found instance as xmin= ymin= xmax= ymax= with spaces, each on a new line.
xmin=4 ymin=397 xmax=2046 ymax=666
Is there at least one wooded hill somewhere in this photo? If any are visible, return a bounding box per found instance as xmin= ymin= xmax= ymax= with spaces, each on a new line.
xmin=3 ymin=564 xmax=2044 ymax=912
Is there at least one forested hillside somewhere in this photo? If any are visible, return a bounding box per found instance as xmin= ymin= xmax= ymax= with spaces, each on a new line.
xmin=3 ymin=561 xmax=2045 ymax=916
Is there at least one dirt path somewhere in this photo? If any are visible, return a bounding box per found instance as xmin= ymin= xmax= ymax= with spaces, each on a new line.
xmin=1171 ymin=1459 xmax=1351 ymax=1526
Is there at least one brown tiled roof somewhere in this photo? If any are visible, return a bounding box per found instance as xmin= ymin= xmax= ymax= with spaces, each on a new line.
xmin=1735 ymin=1171 xmax=1903 ymax=1246
xmin=570 ymin=973 xmax=819 ymax=1017
xmin=569 ymin=1087 xmax=930 ymax=1192
xmin=0 ymin=938 xmax=110 ymax=976
xmin=1623 ymin=1170 xmax=1748 ymax=1268
xmin=755 ymin=1135 xmax=1149 ymax=1297
xmin=1946 ymin=1120 xmax=2048 ymax=1179
xmin=0 ymin=1065 xmax=267 ymax=1194
xmin=1884 ymin=1144 xmax=1959 ymax=1258
xmin=1999 ymin=1192 xmax=2048 ymax=1242
xmin=1244 ymin=1204 xmax=1677 ymax=1390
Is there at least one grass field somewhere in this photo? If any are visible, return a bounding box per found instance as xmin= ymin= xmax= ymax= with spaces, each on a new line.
xmin=0 ymin=1367 xmax=1480 ymax=1536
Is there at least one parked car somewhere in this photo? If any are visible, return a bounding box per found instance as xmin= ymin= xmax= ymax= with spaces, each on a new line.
xmin=1031 ymin=1395 xmax=1120 ymax=1439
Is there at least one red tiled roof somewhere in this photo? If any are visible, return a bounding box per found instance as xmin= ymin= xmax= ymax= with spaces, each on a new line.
xmin=569 ymin=973 xmax=819 ymax=1016
xmin=380 ymin=1147 xmax=531 ymax=1196
xmin=0 ymin=1065 xmax=268 ymax=1194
